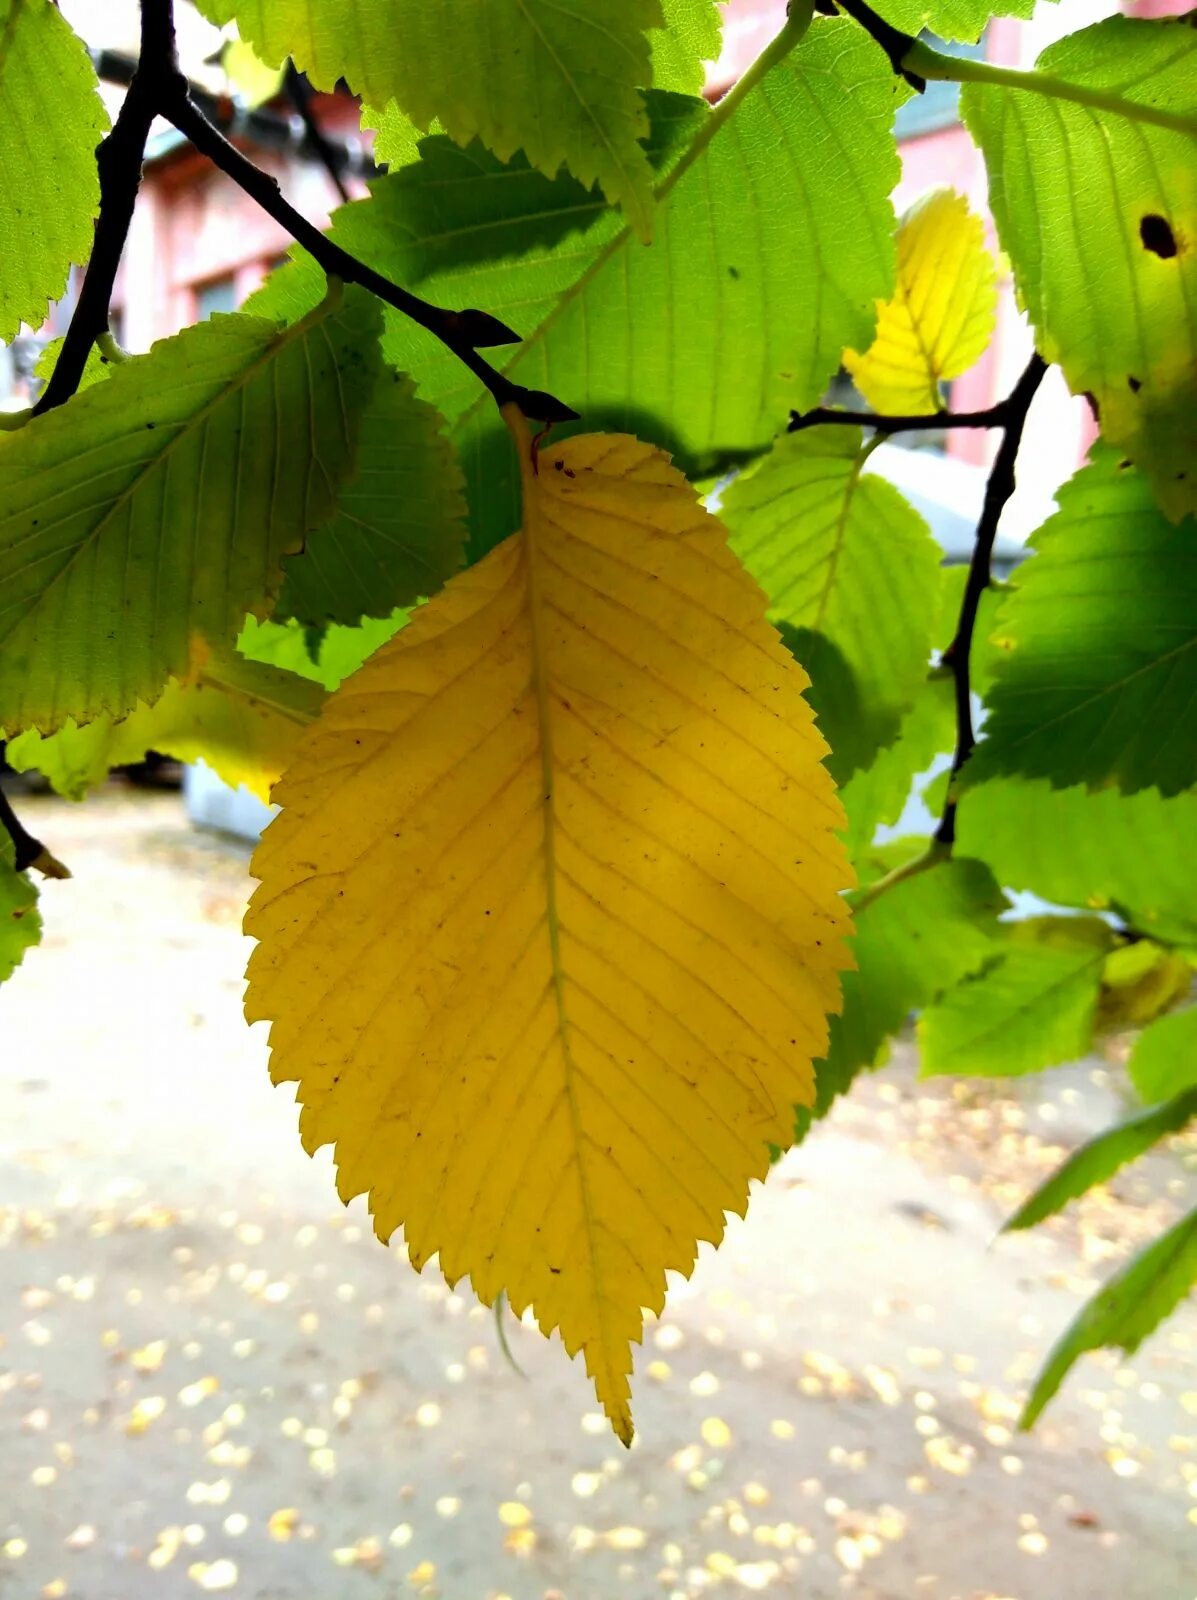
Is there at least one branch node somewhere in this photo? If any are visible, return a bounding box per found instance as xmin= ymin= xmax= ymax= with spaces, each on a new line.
xmin=835 ymin=0 xmax=925 ymax=92
xmin=933 ymin=351 xmax=1048 ymax=848
xmin=0 ymin=784 xmax=69 ymax=879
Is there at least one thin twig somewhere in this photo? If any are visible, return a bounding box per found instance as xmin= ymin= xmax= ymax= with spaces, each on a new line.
xmin=0 ymin=781 xmax=71 ymax=879
xmin=789 ymin=403 xmax=1008 ymax=436
xmin=32 ymin=3 xmax=175 ymax=416
xmin=851 ymin=839 xmax=949 ymax=916
xmin=162 ymin=88 xmax=575 ymax=422
xmin=283 ymin=64 xmax=351 ymax=206
xmin=934 ymin=352 xmax=1048 ymax=847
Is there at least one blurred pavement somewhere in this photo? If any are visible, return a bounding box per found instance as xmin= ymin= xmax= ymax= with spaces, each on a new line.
xmin=0 ymin=790 xmax=1193 ymax=1600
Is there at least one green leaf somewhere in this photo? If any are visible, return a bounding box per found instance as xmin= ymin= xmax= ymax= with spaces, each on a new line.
xmin=874 ymin=0 xmax=1046 ymax=45
xmin=723 ymin=429 xmax=942 ymax=781
xmin=0 ymin=286 xmax=380 ymax=734
xmin=810 ymin=857 xmax=1002 ymax=1120
xmin=844 ymin=187 xmax=998 ymax=415
xmin=253 ymin=22 xmax=901 ymax=558
xmin=650 ymin=0 xmax=723 ymax=93
xmin=1020 ymin=1206 xmax=1197 ymax=1428
xmin=1005 ymin=1090 xmax=1197 ymax=1233
xmin=315 ymin=613 xmax=410 ymax=685
xmin=33 ymin=335 xmax=111 ymax=394
xmin=956 ymin=778 xmax=1197 ymax=947
xmin=244 ymin=121 xmax=657 ymax=385
xmin=458 ymin=19 xmax=900 ymax=546
xmin=1130 ymin=1008 xmax=1197 ymax=1106
xmin=363 ymin=102 xmax=436 ymax=170
xmin=0 ymin=839 xmax=40 ymax=984
xmin=838 ymin=675 xmax=955 ymax=858
xmin=251 ymin=22 xmax=899 ymax=560
xmin=0 ymin=0 xmax=109 ymax=343
xmin=274 ymin=368 xmax=466 ymax=626
xmin=919 ymin=919 xmax=1114 ymax=1080
xmin=237 ymin=612 xmax=409 ymax=692
xmin=236 ymin=615 xmax=324 ymax=681
xmin=967 ymin=449 xmax=1197 ymax=797
xmin=5 ymin=653 xmax=325 ymax=803
xmin=962 ymin=14 xmax=1197 ymax=519
xmin=200 ymin=0 xmax=662 ymax=237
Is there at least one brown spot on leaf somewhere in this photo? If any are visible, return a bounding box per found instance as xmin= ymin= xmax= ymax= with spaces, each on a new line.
xmin=1139 ymin=214 xmax=1178 ymax=258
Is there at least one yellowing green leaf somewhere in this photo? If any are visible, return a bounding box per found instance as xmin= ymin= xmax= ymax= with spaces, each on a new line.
xmin=201 ymin=0 xmax=661 ymax=236
xmin=6 ymin=652 xmax=324 ymax=803
xmin=0 ymin=286 xmax=379 ymax=734
xmin=0 ymin=0 xmax=109 ymax=343
xmin=962 ymin=14 xmax=1197 ymax=519
xmin=1094 ymin=942 xmax=1191 ymax=1036
xmin=844 ymin=188 xmax=997 ymax=415
xmin=222 ymin=35 xmax=286 ymax=108
xmin=246 ymin=418 xmax=854 ymax=1443
xmin=0 ymin=841 xmax=40 ymax=985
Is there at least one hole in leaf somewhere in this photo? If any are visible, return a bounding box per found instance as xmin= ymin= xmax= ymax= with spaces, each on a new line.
xmin=1127 ymin=375 xmax=1141 ymax=392
xmin=1139 ymin=214 xmax=1178 ymax=258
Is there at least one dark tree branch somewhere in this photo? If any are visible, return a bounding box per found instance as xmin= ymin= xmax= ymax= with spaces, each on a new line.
xmin=934 ymin=352 xmax=1048 ymax=847
xmin=163 ymin=89 xmax=574 ymax=421
xmin=91 ymin=48 xmax=380 ymax=181
xmin=31 ymin=3 xmax=177 ymax=415
xmin=0 ymin=780 xmax=70 ymax=879
xmin=37 ymin=0 xmax=576 ymax=424
xmin=789 ymin=402 xmax=1009 ymax=436
xmin=833 ymin=0 xmax=925 ymax=91
xmin=283 ymin=65 xmax=352 ymax=205
xmin=846 ymin=352 xmax=1049 ymax=915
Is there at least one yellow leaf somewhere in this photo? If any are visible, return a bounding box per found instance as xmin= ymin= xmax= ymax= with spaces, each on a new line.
xmin=245 ymin=415 xmax=853 ymax=1442
xmin=1096 ymin=942 xmax=1192 ymax=1034
xmin=222 ymin=37 xmax=286 ymax=109
xmin=6 ymin=652 xmax=324 ymax=803
xmin=844 ymin=188 xmax=998 ymax=415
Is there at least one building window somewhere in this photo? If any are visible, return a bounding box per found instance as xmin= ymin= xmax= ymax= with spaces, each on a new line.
xmin=894 ymin=32 xmax=987 ymax=141
xmin=194 ymin=274 xmax=238 ymax=321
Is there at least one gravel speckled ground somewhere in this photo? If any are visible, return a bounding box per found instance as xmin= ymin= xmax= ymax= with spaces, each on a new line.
xmin=1 ymin=789 xmax=1194 ymax=1599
